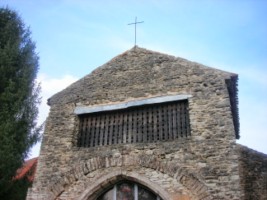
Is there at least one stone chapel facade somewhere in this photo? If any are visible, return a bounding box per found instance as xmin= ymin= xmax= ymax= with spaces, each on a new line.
xmin=27 ymin=47 xmax=267 ymax=200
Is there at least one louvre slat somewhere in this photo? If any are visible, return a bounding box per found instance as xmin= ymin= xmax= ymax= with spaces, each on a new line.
xmin=147 ymin=107 xmax=153 ymax=142
xmin=123 ymin=113 xmax=128 ymax=143
xmin=114 ymin=112 xmax=119 ymax=144
xmin=176 ymin=103 xmax=181 ymax=138
xmin=99 ymin=115 xmax=105 ymax=146
xmin=163 ymin=105 xmax=168 ymax=141
xmin=143 ymin=108 xmax=148 ymax=142
xmin=153 ymin=106 xmax=158 ymax=142
xmin=168 ymin=104 xmax=173 ymax=140
xmin=89 ymin=116 xmax=94 ymax=147
xmin=109 ymin=114 xmax=114 ymax=145
xmin=140 ymin=109 xmax=143 ymax=142
xmin=181 ymin=103 xmax=186 ymax=137
xmin=133 ymin=110 xmax=137 ymax=143
xmin=158 ymin=106 xmax=163 ymax=141
xmin=172 ymin=104 xmax=177 ymax=139
xmin=78 ymin=118 xmax=83 ymax=146
xmin=104 ymin=114 xmax=109 ymax=146
xmin=128 ymin=111 xmax=133 ymax=143
xmin=179 ymin=103 xmax=183 ymax=138
xmin=84 ymin=118 xmax=89 ymax=147
xmin=95 ymin=115 xmax=100 ymax=146
xmin=186 ymin=106 xmax=191 ymax=137
xmin=118 ymin=112 xmax=123 ymax=144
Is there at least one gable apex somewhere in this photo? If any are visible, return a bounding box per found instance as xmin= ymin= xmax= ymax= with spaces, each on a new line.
xmin=48 ymin=46 xmax=236 ymax=106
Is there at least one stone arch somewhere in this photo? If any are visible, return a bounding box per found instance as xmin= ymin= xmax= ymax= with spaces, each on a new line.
xmin=49 ymin=154 xmax=213 ymax=200
xmin=77 ymin=170 xmax=171 ymax=200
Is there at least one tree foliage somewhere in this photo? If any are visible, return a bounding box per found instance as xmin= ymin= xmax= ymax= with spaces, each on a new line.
xmin=0 ymin=7 xmax=42 ymax=197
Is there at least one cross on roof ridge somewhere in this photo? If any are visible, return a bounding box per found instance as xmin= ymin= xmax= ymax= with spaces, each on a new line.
xmin=128 ymin=17 xmax=144 ymax=47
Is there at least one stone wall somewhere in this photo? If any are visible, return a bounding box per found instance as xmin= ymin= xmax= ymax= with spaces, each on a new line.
xmin=28 ymin=47 xmax=242 ymax=199
xmin=238 ymin=145 xmax=267 ymax=200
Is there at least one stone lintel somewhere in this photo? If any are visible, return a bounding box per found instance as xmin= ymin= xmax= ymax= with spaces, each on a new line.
xmin=74 ymin=94 xmax=192 ymax=115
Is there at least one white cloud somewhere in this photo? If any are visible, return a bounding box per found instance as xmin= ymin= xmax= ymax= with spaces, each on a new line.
xmin=37 ymin=74 xmax=78 ymax=123
xmin=28 ymin=74 xmax=78 ymax=158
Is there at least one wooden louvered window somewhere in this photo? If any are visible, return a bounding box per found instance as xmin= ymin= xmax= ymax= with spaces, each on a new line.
xmin=77 ymin=100 xmax=190 ymax=147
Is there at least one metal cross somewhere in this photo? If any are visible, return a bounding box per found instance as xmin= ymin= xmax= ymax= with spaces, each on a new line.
xmin=128 ymin=17 xmax=144 ymax=47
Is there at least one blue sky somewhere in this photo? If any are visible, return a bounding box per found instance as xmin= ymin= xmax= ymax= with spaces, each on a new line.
xmin=1 ymin=0 xmax=267 ymax=156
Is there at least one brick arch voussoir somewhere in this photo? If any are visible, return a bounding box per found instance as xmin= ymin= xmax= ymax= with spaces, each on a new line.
xmin=49 ymin=154 xmax=213 ymax=200
xmin=78 ymin=170 xmax=171 ymax=200
xmin=137 ymin=154 xmax=213 ymax=200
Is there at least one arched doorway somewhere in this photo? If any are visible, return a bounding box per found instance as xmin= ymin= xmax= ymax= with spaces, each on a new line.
xmin=96 ymin=180 xmax=162 ymax=200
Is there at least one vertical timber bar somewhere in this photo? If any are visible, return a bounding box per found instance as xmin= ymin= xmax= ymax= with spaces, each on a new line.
xmin=109 ymin=114 xmax=114 ymax=145
xmin=104 ymin=114 xmax=109 ymax=146
xmin=123 ymin=112 xmax=128 ymax=144
xmin=133 ymin=110 xmax=137 ymax=143
xmin=128 ymin=111 xmax=133 ymax=143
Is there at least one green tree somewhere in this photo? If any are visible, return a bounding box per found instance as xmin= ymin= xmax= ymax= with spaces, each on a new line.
xmin=0 ymin=7 xmax=42 ymax=198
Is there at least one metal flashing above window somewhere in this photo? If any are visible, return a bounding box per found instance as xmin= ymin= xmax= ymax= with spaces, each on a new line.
xmin=74 ymin=94 xmax=192 ymax=115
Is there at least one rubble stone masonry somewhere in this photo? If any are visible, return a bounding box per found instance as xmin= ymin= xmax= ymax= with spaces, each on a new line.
xmin=238 ymin=145 xmax=267 ymax=200
xmin=27 ymin=47 xmax=266 ymax=200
